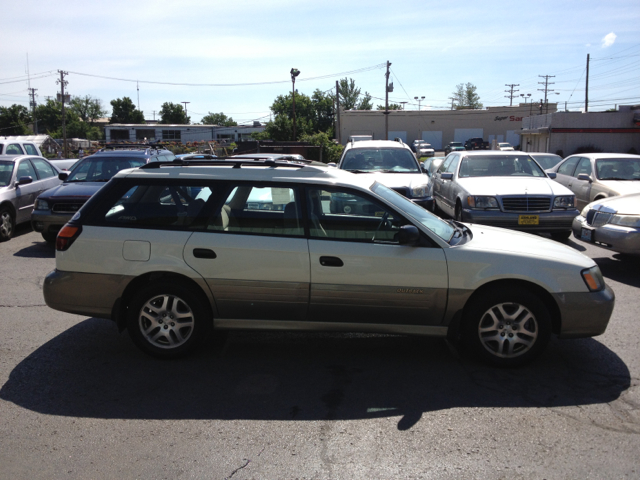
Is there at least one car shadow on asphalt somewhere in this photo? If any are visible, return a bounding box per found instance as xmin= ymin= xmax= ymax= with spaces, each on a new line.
xmin=13 ymin=239 xmax=55 ymax=259
xmin=0 ymin=320 xmax=631 ymax=431
xmin=593 ymin=254 xmax=640 ymax=288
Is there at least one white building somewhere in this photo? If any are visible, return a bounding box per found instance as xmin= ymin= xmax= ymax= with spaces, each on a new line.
xmin=104 ymin=123 xmax=265 ymax=143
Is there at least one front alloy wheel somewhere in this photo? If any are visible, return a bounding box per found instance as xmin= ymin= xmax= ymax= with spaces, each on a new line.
xmin=0 ymin=208 xmax=14 ymax=241
xmin=463 ymin=288 xmax=551 ymax=366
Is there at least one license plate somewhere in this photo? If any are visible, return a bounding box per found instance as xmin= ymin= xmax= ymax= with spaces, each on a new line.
xmin=581 ymin=227 xmax=594 ymax=242
xmin=518 ymin=215 xmax=539 ymax=225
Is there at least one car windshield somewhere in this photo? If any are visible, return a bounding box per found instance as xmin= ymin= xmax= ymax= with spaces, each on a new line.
xmin=531 ymin=154 xmax=562 ymax=169
xmin=595 ymin=158 xmax=640 ymax=181
xmin=66 ymin=156 xmax=147 ymax=182
xmin=341 ymin=148 xmax=420 ymax=173
xmin=458 ymin=155 xmax=545 ymax=178
xmin=499 ymin=143 xmax=511 ymax=147
xmin=0 ymin=161 xmax=14 ymax=186
xmin=372 ymin=182 xmax=455 ymax=242
xmin=451 ymin=143 xmax=463 ymax=147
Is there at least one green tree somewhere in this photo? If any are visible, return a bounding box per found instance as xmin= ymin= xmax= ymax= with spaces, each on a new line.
xmin=299 ymin=131 xmax=344 ymax=163
xmin=376 ymin=103 xmax=403 ymax=110
xmin=338 ymin=77 xmax=373 ymax=110
xmin=159 ymin=102 xmax=190 ymax=124
xmin=69 ymin=95 xmax=107 ymax=125
xmin=0 ymin=104 xmax=32 ymax=135
xmin=109 ymin=97 xmax=145 ymax=124
xmin=452 ymin=82 xmax=483 ymax=109
xmin=201 ymin=112 xmax=237 ymax=126
xmin=255 ymin=88 xmax=335 ymax=141
xmin=33 ymin=99 xmax=99 ymax=139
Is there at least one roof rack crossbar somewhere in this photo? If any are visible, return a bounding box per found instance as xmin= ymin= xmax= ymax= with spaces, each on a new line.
xmin=139 ymin=158 xmax=311 ymax=170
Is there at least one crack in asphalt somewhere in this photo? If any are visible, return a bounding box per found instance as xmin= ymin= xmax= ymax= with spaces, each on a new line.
xmin=224 ymin=446 xmax=265 ymax=480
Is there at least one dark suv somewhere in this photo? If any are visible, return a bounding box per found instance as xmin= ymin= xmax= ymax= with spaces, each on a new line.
xmin=464 ymin=138 xmax=486 ymax=150
xmin=31 ymin=144 xmax=176 ymax=242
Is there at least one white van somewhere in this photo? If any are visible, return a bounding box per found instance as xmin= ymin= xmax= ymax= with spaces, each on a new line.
xmin=0 ymin=138 xmax=42 ymax=156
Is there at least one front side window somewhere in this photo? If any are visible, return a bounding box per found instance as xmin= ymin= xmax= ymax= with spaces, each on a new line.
xmin=596 ymin=158 xmax=640 ymax=180
xmin=574 ymin=158 xmax=592 ymax=177
xmin=341 ymin=148 xmax=420 ymax=173
xmin=16 ymin=159 xmax=36 ymax=179
xmin=307 ymin=187 xmax=403 ymax=243
xmin=67 ymin=156 xmax=146 ymax=182
xmin=209 ymin=184 xmax=303 ymax=237
xmin=0 ymin=162 xmax=14 ymax=186
xmin=6 ymin=144 xmax=24 ymax=155
xmin=458 ymin=155 xmax=545 ymax=178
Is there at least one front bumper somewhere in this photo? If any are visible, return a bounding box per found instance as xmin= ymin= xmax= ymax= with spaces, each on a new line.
xmin=572 ymin=215 xmax=640 ymax=255
xmin=462 ymin=208 xmax=579 ymax=232
xmin=412 ymin=196 xmax=434 ymax=211
xmin=31 ymin=210 xmax=73 ymax=234
xmin=554 ymin=285 xmax=615 ymax=338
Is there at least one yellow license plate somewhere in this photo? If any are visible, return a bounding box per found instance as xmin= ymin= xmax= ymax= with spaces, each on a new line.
xmin=518 ymin=215 xmax=539 ymax=225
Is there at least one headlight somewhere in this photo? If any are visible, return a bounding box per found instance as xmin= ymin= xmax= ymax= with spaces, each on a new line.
xmin=581 ymin=265 xmax=605 ymax=292
xmin=581 ymin=205 xmax=591 ymax=217
xmin=609 ymin=215 xmax=640 ymax=228
xmin=467 ymin=196 xmax=498 ymax=209
xmin=554 ymin=196 xmax=575 ymax=208
xmin=34 ymin=199 xmax=49 ymax=210
xmin=411 ymin=184 xmax=428 ymax=197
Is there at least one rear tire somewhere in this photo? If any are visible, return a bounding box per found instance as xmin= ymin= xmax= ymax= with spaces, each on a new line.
xmin=126 ymin=282 xmax=211 ymax=359
xmin=0 ymin=207 xmax=15 ymax=242
xmin=462 ymin=287 xmax=551 ymax=367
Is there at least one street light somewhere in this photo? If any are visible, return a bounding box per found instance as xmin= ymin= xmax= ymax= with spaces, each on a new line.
xmin=414 ymin=96 xmax=425 ymax=110
xmin=399 ymin=101 xmax=408 ymax=110
xmin=520 ymin=93 xmax=532 ymax=103
xmin=290 ymin=68 xmax=300 ymax=141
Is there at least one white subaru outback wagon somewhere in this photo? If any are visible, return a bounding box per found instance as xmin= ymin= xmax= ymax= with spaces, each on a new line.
xmin=43 ymin=157 xmax=615 ymax=367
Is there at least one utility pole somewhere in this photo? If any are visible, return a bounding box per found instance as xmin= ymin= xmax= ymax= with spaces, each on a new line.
xmin=181 ymin=101 xmax=190 ymax=119
xmin=28 ymin=88 xmax=38 ymax=134
xmin=336 ymin=80 xmax=341 ymax=144
xmin=290 ymin=68 xmax=300 ymax=141
xmin=538 ymin=75 xmax=555 ymax=114
xmin=505 ymin=84 xmax=519 ymax=106
xmin=137 ymin=81 xmax=140 ymax=110
xmin=384 ymin=61 xmax=391 ymax=140
xmin=585 ymin=53 xmax=590 ymax=112
xmin=448 ymin=97 xmax=456 ymax=110
xmin=57 ymin=70 xmax=69 ymax=158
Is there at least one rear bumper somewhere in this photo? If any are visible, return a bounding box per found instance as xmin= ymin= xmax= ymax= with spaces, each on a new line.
xmin=554 ymin=285 xmax=615 ymax=338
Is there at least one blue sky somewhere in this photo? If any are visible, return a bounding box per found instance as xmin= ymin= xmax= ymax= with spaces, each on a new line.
xmin=1 ymin=0 xmax=639 ymax=124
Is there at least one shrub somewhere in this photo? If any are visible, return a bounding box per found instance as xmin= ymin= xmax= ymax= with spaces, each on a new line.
xmin=572 ymin=145 xmax=602 ymax=155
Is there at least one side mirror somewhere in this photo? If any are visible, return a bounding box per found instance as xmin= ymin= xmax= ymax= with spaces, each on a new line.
xmin=577 ymin=173 xmax=593 ymax=182
xmin=17 ymin=176 xmax=33 ymax=186
xmin=397 ymin=225 xmax=420 ymax=245
xmin=327 ymin=162 xmax=337 ymax=168
xmin=441 ymin=172 xmax=454 ymax=180
xmin=58 ymin=172 xmax=69 ymax=181
xmin=547 ymin=172 xmax=557 ymax=179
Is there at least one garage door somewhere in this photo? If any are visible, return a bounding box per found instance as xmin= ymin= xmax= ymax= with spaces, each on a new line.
xmin=454 ymin=128 xmax=483 ymax=143
xmin=422 ymin=131 xmax=443 ymax=149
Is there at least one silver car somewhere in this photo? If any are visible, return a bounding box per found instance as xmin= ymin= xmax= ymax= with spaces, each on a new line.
xmin=432 ymin=151 xmax=579 ymax=240
xmin=547 ymin=153 xmax=640 ymax=211
xmin=572 ymin=193 xmax=640 ymax=255
xmin=0 ymin=155 xmax=62 ymax=241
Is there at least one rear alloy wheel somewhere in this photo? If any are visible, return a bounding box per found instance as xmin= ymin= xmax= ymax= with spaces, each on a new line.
xmin=127 ymin=282 xmax=210 ymax=358
xmin=462 ymin=288 xmax=551 ymax=367
xmin=0 ymin=207 xmax=15 ymax=242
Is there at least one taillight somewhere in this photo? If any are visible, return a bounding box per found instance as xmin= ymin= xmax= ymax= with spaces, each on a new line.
xmin=56 ymin=224 xmax=82 ymax=251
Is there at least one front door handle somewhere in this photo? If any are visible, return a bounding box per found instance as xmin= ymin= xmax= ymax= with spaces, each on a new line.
xmin=193 ymin=248 xmax=217 ymax=259
xmin=319 ymin=256 xmax=343 ymax=267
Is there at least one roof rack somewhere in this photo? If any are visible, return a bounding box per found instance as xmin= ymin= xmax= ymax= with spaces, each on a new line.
xmin=100 ymin=143 xmax=168 ymax=151
xmin=139 ymin=156 xmax=320 ymax=170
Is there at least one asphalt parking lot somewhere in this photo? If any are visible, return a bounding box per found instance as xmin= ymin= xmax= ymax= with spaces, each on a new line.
xmin=1 ymin=223 xmax=639 ymax=479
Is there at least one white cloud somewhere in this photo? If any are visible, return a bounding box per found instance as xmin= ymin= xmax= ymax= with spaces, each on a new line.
xmin=602 ymin=32 xmax=617 ymax=48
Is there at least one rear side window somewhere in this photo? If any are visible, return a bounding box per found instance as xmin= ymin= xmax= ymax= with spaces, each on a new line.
xmin=557 ymin=157 xmax=579 ymax=175
xmin=31 ymin=158 xmax=57 ymax=179
xmin=23 ymin=144 xmax=39 ymax=155
xmin=6 ymin=144 xmax=24 ymax=155
xmin=103 ymin=184 xmax=214 ymax=229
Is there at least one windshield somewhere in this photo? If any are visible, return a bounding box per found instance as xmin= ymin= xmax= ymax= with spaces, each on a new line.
xmin=0 ymin=161 xmax=14 ymax=187
xmin=458 ymin=155 xmax=545 ymax=178
xmin=596 ymin=158 xmax=640 ymax=180
xmin=531 ymin=154 xmax=562 ymax=169
xmin=341 ymin=148 xmax=420 ymax=173
xmin=372 ymin=182 xmax=454 ymax=242
xmin=450 ymin=143 xmax=463 ymax=147
xmin=67 ymin=156 xmax=146 ymax=182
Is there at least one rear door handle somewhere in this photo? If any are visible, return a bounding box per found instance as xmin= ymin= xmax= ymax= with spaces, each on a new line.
xmin=193 ymin=248 xmax=217 ymax=259
xmin=319 ymin=256 xmax=343 ymax=267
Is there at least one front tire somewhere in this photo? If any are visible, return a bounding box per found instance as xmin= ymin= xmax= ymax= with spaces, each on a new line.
xmin=0 ymin=207 xmax=15 ymax=242
xmin=462 ymin=288 xmax=551 ymax=367
xmin=126 ymin=282 xmax=211 ymax=358
xmin=550 ymin=230 xmax=571 ymax=241
xmin=42 ymin=231 xmax=57 ymax=243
